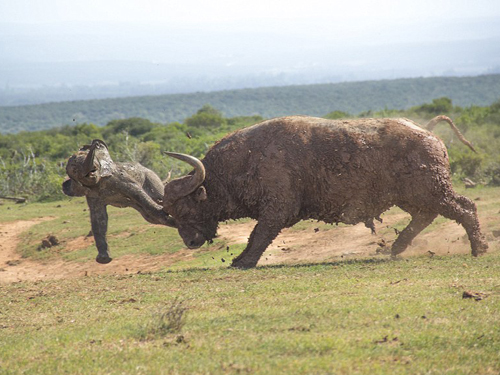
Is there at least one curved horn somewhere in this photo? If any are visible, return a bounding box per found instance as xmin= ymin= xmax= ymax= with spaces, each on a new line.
xmin=91 ymin=139 xmax=109 ymax=149
xmin=164 ymin=152 xmax=206 ymax=196
xmin=82 ymin=142 xmax=98 ymax=176
xmin=164 ymin=215 xmax=178 ymax=228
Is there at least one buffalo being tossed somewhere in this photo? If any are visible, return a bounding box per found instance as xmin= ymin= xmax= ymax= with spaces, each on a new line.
xmin=63 ymin=139 xmax=176 ymax=264
xmin=163 ymin=115 xmax=488 ymax=268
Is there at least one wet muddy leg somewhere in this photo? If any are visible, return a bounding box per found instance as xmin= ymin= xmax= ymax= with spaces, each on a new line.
xmin=391 ymin=211 xmax=437 ymax=257
xmin=231 ymin=221 xmax=282 ymax=269
xmin=87 ymin=198 xmax=112 ymax=263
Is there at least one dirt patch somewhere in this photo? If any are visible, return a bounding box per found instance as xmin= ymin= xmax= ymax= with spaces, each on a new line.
xmin=0 ymin=218 xmax=53 ymax=283
xmin=0 ymin=219 xmax=194 ymax=283
xmin=218 ymin=213 xmax=479 ymax=267
xmin=0 ymin=210 xmax=497 ymax=283
xmin=65 ymin=235 xmax=94 ymax=253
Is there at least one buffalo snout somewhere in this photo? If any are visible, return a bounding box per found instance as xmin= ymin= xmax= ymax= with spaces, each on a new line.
xmin=179 ymin=226 xmax=206 ymax=249
xmin=62 ymin=178 xmax=88 ymax=197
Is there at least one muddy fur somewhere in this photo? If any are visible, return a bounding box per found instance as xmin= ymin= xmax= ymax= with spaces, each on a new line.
xmin=63 ymin=139 xmax=175 ymax=263
xmin=164 ymin=116 xmax=488 ymax=268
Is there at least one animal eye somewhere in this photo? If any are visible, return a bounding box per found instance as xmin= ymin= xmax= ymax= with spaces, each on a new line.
xmin=85 ymin=169 xmax=97 ymax=177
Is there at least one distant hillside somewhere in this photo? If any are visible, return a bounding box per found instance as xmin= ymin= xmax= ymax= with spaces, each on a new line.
xmin=1 ymin=75 xmax=500 ymax=134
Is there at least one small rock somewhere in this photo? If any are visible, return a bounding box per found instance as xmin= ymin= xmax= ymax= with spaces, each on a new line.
xmin=462 ymin=290 xmax=489 ymax=301
xmin=48 ymin=235 xmax=59 ymax=246
xmin=176 ymin=335 xmax=185 ymax=344
xmin=40 ymin=235 xmax=59 ymax=249
xmin=41 ymin=239 xmax=51 ymax=249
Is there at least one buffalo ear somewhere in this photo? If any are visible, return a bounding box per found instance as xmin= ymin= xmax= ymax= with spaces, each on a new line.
xmin=195 ymin=186 xmax=207 ymax=202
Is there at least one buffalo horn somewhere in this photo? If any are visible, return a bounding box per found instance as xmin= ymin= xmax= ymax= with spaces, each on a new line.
xmin=165 ymin=216 xmax=178 ymax=228
xmin=82 ymin=142 xmax=97 ymax=176
xmin=164 ymin=152 xmax=206 ymax=196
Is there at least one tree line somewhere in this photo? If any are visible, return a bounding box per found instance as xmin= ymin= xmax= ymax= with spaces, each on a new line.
xmin=1 ymin=98 xmax=499 ymax=202
xmin=1 ymin=75 xmax=500 ymax=134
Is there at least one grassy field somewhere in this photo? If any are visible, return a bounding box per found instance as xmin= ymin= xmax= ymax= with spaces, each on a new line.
xmin=1 ymin=187 xmax=500 ymax=374
xmin=1 ymin=254 xmax=499 ymax=374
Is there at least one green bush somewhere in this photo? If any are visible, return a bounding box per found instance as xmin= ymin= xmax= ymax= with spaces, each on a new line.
xmin=415 ymin=97 xmax=453 ymax=115
xmin=184 ymin=105 xmax=227 ymax=129
xmin=450 ymin=152 xmax=484 ymax=178
xmin=2 ymin=99 xmax=500 ymax=201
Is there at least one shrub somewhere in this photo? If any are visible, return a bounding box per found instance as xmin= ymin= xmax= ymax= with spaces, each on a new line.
xmin=136 ymin=298 xmax=188 ymax=341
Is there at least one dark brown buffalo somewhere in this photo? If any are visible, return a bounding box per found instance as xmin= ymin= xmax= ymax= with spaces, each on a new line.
xmin=163 ymin=115 xmax=488 ymax=268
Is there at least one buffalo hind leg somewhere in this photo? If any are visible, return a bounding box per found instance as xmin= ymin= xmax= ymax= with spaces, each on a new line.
xmin=391 ymin=211 xmax=437 ymax=257
xmin=438 ymin=194 xmax=488 ymax=256
xmin=231 ymin=221 xmax=282 ymax=269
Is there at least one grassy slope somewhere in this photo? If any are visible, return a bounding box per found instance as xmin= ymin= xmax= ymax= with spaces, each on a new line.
xmin=0 ymin=187 xmax=500 ymax=374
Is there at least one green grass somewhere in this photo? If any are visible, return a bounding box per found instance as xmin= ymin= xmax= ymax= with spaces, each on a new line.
xmin=0 ymin=197 xmax=187 ymax=262
xmin=0 ymin=199 xmax=252 ymax=267
xmin=1 ymin=187 xmax=500 ymax=374
xmin=1 ymin=255 xmax=499 ymax=374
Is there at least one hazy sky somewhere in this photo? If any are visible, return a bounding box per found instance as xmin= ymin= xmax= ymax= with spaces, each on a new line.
xmin=2 ymin=0 xmax=499 ymax=25
xmin=1 ymin=0 xmax=499 ymax=90
xmin=2 ymin=0 xmax=499 ymax=55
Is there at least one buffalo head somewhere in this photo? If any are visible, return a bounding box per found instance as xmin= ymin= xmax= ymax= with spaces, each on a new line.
xmin=62 ymin=139 xmax=115 ymax=196
xmin=163 ymin=152 xmax=218 ymax=249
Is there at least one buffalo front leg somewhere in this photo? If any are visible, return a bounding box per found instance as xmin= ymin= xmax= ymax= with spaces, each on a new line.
xmin=87 ymin=198 xmax=112 ymax=264
xmin=391 ymin=211 xmax=437 ymax=257
xmin=231 ymin=222 xmax=282 ymax=269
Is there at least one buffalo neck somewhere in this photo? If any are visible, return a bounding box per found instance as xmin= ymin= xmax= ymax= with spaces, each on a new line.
xmin=203 ymin=169 xmax=248 ymax=223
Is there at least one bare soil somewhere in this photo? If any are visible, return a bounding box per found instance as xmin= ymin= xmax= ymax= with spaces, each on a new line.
xmin=0 ymin=219 xmax=194 ymax=283
xmin=0 ymin=213 xmax=496 ymax=283
xmin=219 ymin=215 xmax=474 ymax=267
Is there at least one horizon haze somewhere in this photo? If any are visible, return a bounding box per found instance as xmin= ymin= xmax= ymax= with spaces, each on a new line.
xmin=1 ymin=0 xmax=500 ymax=106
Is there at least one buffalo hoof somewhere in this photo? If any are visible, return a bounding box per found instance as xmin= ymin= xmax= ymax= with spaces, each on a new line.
xmin=230 ymin=260 xmax=257 ymax=269
xmin=96 ymin=255 xmax=112 ymax=264
xmin=472 ymin=246 xmax=488 ymax=257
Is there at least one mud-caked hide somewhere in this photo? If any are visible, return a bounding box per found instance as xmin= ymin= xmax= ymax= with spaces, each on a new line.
xmin=163 ymin=115 xmax=488 ymax=268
